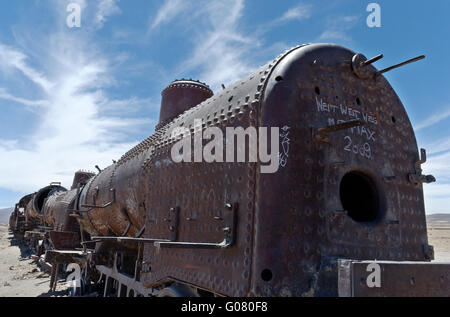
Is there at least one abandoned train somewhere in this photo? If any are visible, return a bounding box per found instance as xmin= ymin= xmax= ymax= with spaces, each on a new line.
xmin=9 ymin=43 xmax=440 ymax=297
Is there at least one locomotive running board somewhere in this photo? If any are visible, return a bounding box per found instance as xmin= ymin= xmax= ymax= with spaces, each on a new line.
xmin=24 ymin=231 xmax=46 ymax=239
xmin=154 ymin=238 xmax=233 ymax=249
xmin=338 ymin=259 xmax=450 ymax=297
xmin=90 ymin=236 xmax=171 ymax=244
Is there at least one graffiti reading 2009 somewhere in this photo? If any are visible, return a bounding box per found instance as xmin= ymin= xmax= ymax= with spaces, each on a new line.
xmin=315 ymin=97 xmax=377 ymax=160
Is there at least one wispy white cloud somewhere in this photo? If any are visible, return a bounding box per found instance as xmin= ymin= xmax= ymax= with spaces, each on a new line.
xmin=147 ymin=1 xmax=314 ymax=90
xmin=318 ymin=15 xmax=359 ymax=42
xmin=279 ymin=3 xmax=312 ymax=22
xmin=95 ymin=0 xmax=121 ymax=29
xmin=0 ymin=3 xmax=151 ymax=193
xmin=149 ymin=1 xmax=312 ymax=90
xmin=423 ymin=136 xmax=450 ymax=155
xmin=0 ymin=43 xmax=54 ymax=92
xmin=414 ymin=107 xmax=450 ymax=131
xmin=414 ymin=108 xmax=450 ymax=209
xmin=149 ymin=0 xmax=188 ymax=31
xmin=99 ymin=96 xmax=156 ymax=114
xmin=422 ymin=148 xmax=450 ymax=213
xmin=424 ymin=151 xmax=450 ymax=182
xmin=151 ymin=0 xmax=260 ymax=90
xmin=178 ymin=0 xmax=256 ymax=89
xmin=0 ymin=87 xmax=48 ymax=107
xmin=254 ymin=2 xmax=312 ymax=36
xmin=0 ymin=140 xmax=19 ymax=150
xmin=319 ymin=30 xmax=350 ymax=41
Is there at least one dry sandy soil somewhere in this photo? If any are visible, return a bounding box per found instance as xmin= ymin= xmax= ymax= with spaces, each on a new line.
xmin=428 ymin=226 xmax=450 ymax=262
xmin=427 ymin=214 xmax=450 ymax=262
xmin=0 ymin=217 xmax=448 ymax=297
xmin=0 ymin=224 xmax=69 ymax=297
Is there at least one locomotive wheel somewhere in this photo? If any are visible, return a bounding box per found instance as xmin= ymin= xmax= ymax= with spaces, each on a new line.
xmin=157 ymin=284 xmax=199 ymax=297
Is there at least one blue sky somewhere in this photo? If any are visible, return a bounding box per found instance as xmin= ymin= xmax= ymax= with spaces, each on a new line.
xmin=0 ymin=0 xmax=449 ymax=213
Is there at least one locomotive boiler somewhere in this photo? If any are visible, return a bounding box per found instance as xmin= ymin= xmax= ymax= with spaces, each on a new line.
xmin=11 ymin=43 xmax=449 ymax=297
xmin=10 ymin=171 xmax=95 ymax=252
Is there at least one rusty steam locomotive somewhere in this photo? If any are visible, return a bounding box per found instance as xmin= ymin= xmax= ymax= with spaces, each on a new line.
xmin=9 ymin=43 xmax=448 ymax=297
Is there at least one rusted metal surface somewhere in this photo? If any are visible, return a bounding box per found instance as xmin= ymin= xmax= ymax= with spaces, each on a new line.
xmin=26 ymin=184 xmax=67 ymax=224
xmin=43 ymin=189 xmax=79 ymax=232
xmin=44 ymin=249 xmax=88 ymax=265
xmin=377 ymin=55 xmax=425 ymax=75
xmin=9 ymin=193 xmax=34 ymax=233
xmin=10 ymin=43 xmax=445 ymax=297
xmin=10 ymin=174 xmax=91 ymax=261
xmin=49 ymin=231 xmax=80 ymax=250
xmin=76 ymin=164 xmax=142 ymax=239
xmin=338 ymin=260 xmax=450 ymax=297
xmin=140 ymin=75 xmax=266 ymax=296
xmin=70 ymin=43 xmax=437 ymax=297
xmin=408 ymin=148 xmax=436 ymax=185
xmin=44 ymin=249 xmax=90 ymax=292
xmin=71 ymin=170 xmax=96 ymax=190
xmin=43 ymin=172 xmax=96 ymax=251
xmin=75 ymin=81 xmax=213 ymax=242
xmin=97 ymin=252 xmax=152 ymax=297
xmin=158 ymin=79 xmax=214 ymax=127
xmin=24 ymin=231 xmax=46 ymax=239
xmin=249 ymin=44 xmax=434 ymax=297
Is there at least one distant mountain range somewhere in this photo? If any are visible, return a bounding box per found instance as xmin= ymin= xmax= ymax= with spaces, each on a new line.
xmin=0 ymin=207 xmax=14 ymax=224
xmin=427 ymin=214 xmax=450 ymax=227
xmin=0 ymin=207 xmax=13 ymax=224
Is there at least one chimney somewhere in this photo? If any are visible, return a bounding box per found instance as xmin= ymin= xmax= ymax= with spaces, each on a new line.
xmin=158 ymin=79 xmax=213 ymax=128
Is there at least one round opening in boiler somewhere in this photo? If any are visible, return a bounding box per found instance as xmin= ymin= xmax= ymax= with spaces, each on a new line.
xmin=261 ymin=269 xmax=273 ymax=282
xmin=339 ymin=172 xmax=380 ymax=223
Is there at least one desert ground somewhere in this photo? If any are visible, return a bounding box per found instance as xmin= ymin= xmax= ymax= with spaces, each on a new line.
xmin=0 ymin=215 xmax=449 ymax=297
xmin=428 ymin=227 xmax=450 ymax=262
xmin=0 ymin=224 xmax=69 ymax=297
xmin=426 ymin=214 xmax=450 ymax=262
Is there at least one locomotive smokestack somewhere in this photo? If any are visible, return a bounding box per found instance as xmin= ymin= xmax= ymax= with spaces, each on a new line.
xmin=71 ymin=170 xmax=96 ymax=190
xmin=158 ymin=79 xmax=213 ymax=127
